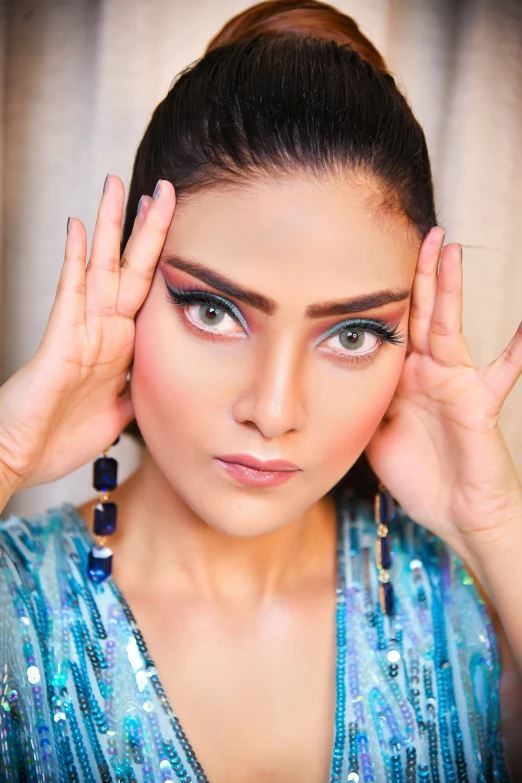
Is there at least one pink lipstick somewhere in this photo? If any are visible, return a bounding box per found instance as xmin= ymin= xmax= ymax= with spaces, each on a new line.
xmin=214 ymin=453 xmax=301 ymax=487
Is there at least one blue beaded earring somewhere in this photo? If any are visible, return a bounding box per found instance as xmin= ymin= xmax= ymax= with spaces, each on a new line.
xmin=374 ymin=482 xmax=395 ymax=617
xmin=87 ymin=437 xmax=119 ymax=583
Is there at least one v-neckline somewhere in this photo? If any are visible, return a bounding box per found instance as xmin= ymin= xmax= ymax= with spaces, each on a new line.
xmin=66 ymin=493 xmax=348 ymax=783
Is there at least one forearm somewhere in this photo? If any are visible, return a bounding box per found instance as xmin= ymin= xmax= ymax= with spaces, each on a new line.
xmin=467 ymin=508 xmax=522 ymax=678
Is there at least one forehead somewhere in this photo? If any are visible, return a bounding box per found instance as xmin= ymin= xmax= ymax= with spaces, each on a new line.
xmin=165 ymin=173 xmax=418 ymax=297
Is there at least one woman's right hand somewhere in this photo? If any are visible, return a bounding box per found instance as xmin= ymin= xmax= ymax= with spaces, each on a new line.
xmin=0 ymin=175 xmax=176 ymax=497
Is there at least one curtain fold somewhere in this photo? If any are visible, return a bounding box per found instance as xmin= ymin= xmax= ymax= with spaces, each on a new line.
xmin=1 ymin=0 xmax=521 ymax=517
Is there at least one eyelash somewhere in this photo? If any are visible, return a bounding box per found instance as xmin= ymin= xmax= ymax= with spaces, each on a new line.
xmin=166 ymin=283 xmax=250 ymax=334
xmin=165 ymin=282 xmax=406 ymax=367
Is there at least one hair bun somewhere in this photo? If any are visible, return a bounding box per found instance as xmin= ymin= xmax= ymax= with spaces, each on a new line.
xmin=204 ymin=0 xmax=388 ymax=73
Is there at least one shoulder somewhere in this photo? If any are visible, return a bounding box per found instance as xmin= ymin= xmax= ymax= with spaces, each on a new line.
xmin=0 ymin=505 xmax=82 ymax=777
xmin=347 ymin=493 xmax=515 ymax=775
xmin=0 ymin=503 xmax=82 ymax=586
xmin=346 ymin=492 xmax=504 ymax=672
xmin=0 ymin=502 xmax=90 ymax=666
xmin=461 ymin=551 xmax=522 ymax=778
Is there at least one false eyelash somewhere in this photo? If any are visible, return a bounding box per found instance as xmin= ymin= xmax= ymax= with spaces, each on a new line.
xmin=330 ymin=318 xmax=407 ymax=347
xmin=164 ymin=279 xmax=407 ymax=348
xmin=164 ymin=281 xmax=247 ymax=327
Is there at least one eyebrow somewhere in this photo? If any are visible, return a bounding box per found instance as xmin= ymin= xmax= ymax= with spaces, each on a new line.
xmin=160 ymin=253 xmax=411 ymax=318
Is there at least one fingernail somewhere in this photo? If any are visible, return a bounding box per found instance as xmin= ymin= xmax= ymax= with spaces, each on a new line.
xmin=153 ymin=181 xmax=161 ymax=200
xmin=67 ymin=216 xmax=71 ymax=235
xmin=103 ymin=174 xmax=110 ymax=193
xmin=136 ymin=195 xmax=143 ymax=216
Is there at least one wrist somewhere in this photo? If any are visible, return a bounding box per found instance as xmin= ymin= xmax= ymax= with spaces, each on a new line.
xmin=0 ymin=457 xmax=23 ymax=511
xmin=463 ymin=507 xmax=522 ymax=590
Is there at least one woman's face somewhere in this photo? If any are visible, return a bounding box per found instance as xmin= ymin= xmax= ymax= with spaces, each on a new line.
xmin=132 ymin=173 xmax=419 ymax=537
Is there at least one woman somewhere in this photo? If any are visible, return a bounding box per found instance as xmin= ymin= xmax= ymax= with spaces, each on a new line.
xmin=1 ymin=1 xmax=521 ymax=780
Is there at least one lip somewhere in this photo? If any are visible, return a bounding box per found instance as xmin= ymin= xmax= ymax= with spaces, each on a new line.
xmin=214 ymin=454 xmax=301 ymax=488
xmin=216 ymin=454 xmax=301 ymax=471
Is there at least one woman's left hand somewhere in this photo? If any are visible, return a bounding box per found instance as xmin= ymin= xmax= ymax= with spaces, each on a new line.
xmin=365 ymin=226 xmax=522 ymax=566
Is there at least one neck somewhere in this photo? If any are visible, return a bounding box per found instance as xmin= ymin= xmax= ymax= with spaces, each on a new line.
xmin=80 ymin=450 xmax=338 ymax=606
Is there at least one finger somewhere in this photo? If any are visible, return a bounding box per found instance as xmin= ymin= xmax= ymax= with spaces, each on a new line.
xmin=44 ymin=217 xmax=88 ymax=340
xmin=117 ymin=180 xmax=176 ymax=319
xmin=405 ymin=333 xmax=414 ymax=357
xmin=85 ymin=174 xmax=125 ymax=316
xmin=481 ymin=319 xmax=522 ymax=404
xmin=128 ymin=194 xmax=153 ymax=239
xmin=408 ymin=226 xmax=445 ymax=355
xmin=429 ymin=243 xmax=474 ymax=367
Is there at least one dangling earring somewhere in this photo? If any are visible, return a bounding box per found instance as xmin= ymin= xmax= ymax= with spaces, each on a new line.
xmin=374 ymin=481 xmax=395 ymax=617
xmin=87 ymin=437 xmax=119 ymax=583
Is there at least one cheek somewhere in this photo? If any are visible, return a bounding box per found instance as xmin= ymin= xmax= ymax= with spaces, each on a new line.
xmin=130 ymin=296 xmax=242 ymax=450
xmin=132 ymin=341 xmax=179 ymax=429
xmin=131 ymin=301 xmax=200 ymax=445
xmin=314 ymin=349 xmax=405 ymax=474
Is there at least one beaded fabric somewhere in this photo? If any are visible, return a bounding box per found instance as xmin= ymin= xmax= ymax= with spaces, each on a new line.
xmin=0 ymin=495 xmax=510 ymax=783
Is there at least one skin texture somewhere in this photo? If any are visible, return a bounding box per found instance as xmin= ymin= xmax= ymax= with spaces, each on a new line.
xmin=80 ymin=173 xmax=418 ymax=782
xmin=130 ymin=174 xmax=415 ymax=559
xmin=2 ymin=165 xmax=520 ymax=779
xmin=76 ymin=174 xmax=522 ymax=780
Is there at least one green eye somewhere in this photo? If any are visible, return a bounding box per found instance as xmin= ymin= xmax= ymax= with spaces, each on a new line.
xmin=197 ymin=303 xmax=227 ymax=327
xmin=338 ymin=327 xmax=366 ymax=351
xmin=165 ymin=282 xmax=249 ymax=335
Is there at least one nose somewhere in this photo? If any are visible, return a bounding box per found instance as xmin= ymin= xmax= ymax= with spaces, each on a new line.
xmin=231 ymin=334 xmax=307 ymax=439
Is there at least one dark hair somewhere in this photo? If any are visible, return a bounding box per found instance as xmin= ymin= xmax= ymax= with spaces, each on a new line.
xmin=121 ymin=0 xmax=438 ymax=501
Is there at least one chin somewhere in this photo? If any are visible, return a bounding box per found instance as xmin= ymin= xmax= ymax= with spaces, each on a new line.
xmin=169 ymin=463 xmax=331 ymax=539
xmin=193 ymin=484 xmax=305 ymax=538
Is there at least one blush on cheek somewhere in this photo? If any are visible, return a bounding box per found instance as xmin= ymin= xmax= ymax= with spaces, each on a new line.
xmin=327 ymin=408 xmax=379 ymax=472
xmin=131 ymin=315 xmax=186 ymax=444
xmin=131 ymin=304 xmax=219 ymax=470
xmin=323 ymin=365 xmax=402 ymax=476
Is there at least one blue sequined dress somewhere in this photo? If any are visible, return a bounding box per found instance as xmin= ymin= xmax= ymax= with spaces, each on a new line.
xmin=0 ymin=495 xmax=511 ymax=782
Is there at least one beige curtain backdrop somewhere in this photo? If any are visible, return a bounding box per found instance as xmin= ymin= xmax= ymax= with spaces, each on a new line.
xmin=1 ymin=0 xmax=521 ymax=518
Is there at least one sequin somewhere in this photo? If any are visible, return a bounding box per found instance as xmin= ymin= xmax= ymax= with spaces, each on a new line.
xmin=27 ymin=665 xmax=40 ymax=684
xmin=0 ymin=497 xmax=511 ymax=782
